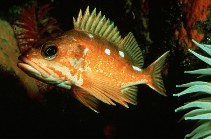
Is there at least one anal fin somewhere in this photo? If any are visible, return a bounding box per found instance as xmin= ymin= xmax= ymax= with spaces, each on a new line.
xmin=121 ymin=85 xmax=138 ymax=105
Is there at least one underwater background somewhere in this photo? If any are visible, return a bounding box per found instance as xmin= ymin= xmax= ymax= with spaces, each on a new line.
xmin=0 ymin=0 xmax=210 ymax=138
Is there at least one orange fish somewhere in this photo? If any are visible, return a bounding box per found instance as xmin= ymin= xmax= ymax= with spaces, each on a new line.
xmin=17 ymin=6 xmax=169 ymax=112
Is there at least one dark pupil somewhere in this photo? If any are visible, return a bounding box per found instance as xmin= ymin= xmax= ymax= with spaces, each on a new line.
xmin=44 ymin=46 xmax=57 ymax=57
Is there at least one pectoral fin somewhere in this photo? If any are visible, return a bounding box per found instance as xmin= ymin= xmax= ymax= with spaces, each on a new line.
xmin=81 ymin=72 xmax=138 ymax=108
xmin=72 ymin=87 xmax=100 ymax=113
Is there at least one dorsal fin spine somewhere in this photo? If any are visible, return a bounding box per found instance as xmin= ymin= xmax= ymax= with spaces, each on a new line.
xmin=76 ymin=9 xmax=82 ymax=28
xmin=114 ymin=36 xmax=121 ymax=44
xmin=81 ymin=7 xmax=90 ymax=30
xmin=90 ymin=11 xmax=101 ymax=32
xmin=85 ymin=8 xmax=96 ymax=31
xmin=94 ymin=15 xmax=106 ymax=34
xmin=111 ymin=28 xmax=119 ymax=41
xmin=107 ymin=26 xmax=117 ymax=40
xmin=102 ymin=21 xmax=113 ymax=37
xmin=73 ymin=16 xmax=77 ymax=28
xmin=98 ymin=17 xmax=109 ymax=36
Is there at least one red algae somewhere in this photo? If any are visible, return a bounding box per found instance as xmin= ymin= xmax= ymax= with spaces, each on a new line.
xmin=176 ymin=0 xmax=211 ymax=51
xmin=14 ymin=3 xmax=62 ymax=53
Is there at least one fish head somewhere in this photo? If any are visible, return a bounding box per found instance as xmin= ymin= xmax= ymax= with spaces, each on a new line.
xmin=17 ymin=30 xmax=87 ymax=89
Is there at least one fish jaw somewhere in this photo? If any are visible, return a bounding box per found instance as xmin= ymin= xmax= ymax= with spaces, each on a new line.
xmin=17 ymin=56 xmax=71 ymax=90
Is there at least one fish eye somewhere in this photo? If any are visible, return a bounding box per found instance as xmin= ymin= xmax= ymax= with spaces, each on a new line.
xmin=41 ymin=44 xmax=58 ymax=60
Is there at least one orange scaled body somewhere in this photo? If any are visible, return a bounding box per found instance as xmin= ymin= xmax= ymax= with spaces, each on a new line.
xmin=17 ymin=7 xmax=169 ymax=112
xmin=70 ymin=30 xmax=147 ymax=87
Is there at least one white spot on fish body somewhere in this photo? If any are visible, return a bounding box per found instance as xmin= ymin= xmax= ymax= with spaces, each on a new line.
xmin=68 ymin=58 xmax=84 ymax=69
xmin=88 ymin=33 xmax=94 ymax=38
xmin=105 ymin=48 xmax=111 ymax=55
xmin=132 ymin=65 xmax=142 ymax=71
xmin=83 ymin=48 xmax=89 ymax=55
xmin=119 ymin=51 xmax=125 ymax=58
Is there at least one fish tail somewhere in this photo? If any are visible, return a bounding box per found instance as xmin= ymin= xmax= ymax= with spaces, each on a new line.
xmin=144 ymin=51 xmax=169 ymax=96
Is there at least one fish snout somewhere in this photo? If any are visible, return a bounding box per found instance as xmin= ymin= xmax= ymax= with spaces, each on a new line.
xmin=17 ymin=55 xmax=29 ymax=67
xmin=18 ymin=55 xmax=29 ymax=63
xmin=17 ymin=55 xmax=25 ymax=69
xmin=18 ymin=55 xmax=24 ymax=61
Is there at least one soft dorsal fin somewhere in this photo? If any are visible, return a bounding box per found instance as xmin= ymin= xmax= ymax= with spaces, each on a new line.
xmin=120 ymin=32 xmax=144 ymax=68
xmin=73 ymin=6 xmax=122 ymax=45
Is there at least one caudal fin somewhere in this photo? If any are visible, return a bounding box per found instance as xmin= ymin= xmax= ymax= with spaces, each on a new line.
xmin=144 ymin=51 xmax=169 ymax=96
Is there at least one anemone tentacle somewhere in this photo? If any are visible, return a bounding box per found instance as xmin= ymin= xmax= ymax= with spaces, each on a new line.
xmin=175 ymin=40 xmax=211 ymax=139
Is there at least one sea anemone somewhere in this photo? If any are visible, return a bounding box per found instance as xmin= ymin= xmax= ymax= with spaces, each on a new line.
xmin=174 ymin=40 xmax=211 ymax=138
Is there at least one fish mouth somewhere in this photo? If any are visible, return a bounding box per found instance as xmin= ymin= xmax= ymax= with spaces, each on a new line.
xmin=17 ymin=56 xmax=71 ymax=89
xmin=17 ymin=56 xmax=49 ymax=79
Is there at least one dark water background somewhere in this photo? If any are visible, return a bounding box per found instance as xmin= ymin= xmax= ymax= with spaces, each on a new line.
xmin=0 ymin=0 xmax=202 ymax=138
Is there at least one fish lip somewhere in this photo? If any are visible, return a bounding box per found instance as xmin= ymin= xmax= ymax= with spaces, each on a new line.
xmin=17 ymin=56 xmax=48 ymax=78
xmin=18 ymin=56 xmax=72 ymax=89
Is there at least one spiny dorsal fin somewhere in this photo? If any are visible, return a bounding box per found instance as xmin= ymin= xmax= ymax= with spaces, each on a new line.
xmin=73 ymin=6 xmax=122 ymax=45
xmin=120 ymin=32 xmax=144 ymax=68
